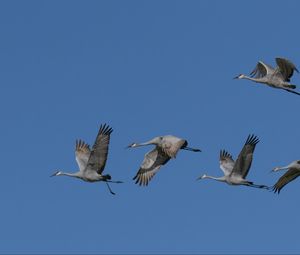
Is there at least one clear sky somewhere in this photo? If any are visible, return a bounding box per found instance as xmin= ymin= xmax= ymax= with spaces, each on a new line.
xmin=1 ymin=0 xmax=300 ymax=254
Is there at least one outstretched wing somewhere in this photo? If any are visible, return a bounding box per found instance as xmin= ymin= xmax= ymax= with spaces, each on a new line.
xmin=75 ymin=140 xmax=91 ymax=172
xmin=219 ymin=150 xmax=235 ymax=176
xmin=272 ymin=168 xmax=300 ymax=194
xmin=230 ymin=134 xmax=259 ymax=179
xmin=133 ymin=147 xmax=170 ymax=186
xmin=275 ymin=58 xmax=299 ymax=82
xmin=161 ymin=135 xmax=186 ymax=158
xmin=250 ymin=61 xmax=274 ymax=78
xmin=86 ymin=124 xmax=113 ymax=174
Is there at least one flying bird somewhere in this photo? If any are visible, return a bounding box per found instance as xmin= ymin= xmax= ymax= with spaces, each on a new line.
xmin=127 ymin=135 xmax=201 ymax=186
xmin=271 ymin=160 xmax=300 ymax=194
xmin=234 ymin=57 xmax=300 ymax=96
xmin=51 ymin=124 xmax=122 ymax=195
xmin=198 ymin=134 xmax=269 ymax=189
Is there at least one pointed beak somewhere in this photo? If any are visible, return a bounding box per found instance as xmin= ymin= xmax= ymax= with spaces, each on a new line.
xmin=50 ymin=171 xmax=58 ymax=177
xmin=126 ymin=143 xmax=135 ymax=149
xmin=270 ymin=167 xmax=279 ymax=173
xmin=233 ymin=75 xmax=240 ymax=79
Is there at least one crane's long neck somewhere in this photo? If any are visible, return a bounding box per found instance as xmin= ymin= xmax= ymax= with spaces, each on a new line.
xmin=240 ymin=75 xmax=261 ymax=83
xmin=134 ymin=140 xmax=156 ymax=147
xmin=273 ymin=163 xmax=294 ymax=172
xmin=202 ymin=175 xmax=226 ymax=182
xmin=273 ymin=166 xmax=288 ymax=172
xmin=57 ymin=171 xmax=81 ymax=179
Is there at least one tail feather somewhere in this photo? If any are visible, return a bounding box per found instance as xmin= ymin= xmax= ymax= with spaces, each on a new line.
xmin=284 ymin=84 xmax=296 ymax=89
xmin=102 ymin=174 xmax=111 ymax=180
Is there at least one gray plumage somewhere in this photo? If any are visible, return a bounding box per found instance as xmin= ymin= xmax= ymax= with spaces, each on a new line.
xmin=198 ymin=134 xmax=269 ymax=189
xmin=127 ymin=135 xmax=201 ymax=186
xmin=51 ymin=124 xmax=122 ymax=195
xmin=235 ymin=57 xmax=300 ymax=96
xmin=271 ymin=160 xmax=300 ymax=194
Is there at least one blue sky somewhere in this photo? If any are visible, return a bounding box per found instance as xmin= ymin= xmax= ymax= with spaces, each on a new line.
xmin=1 ymin=0 xmax=300 ymax=254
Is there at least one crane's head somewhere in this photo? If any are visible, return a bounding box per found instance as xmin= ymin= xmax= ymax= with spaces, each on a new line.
xmin=50 ymin=170 xmax=62 ymax=177
xmin=196 ymin=174 xmax=207 ymax=180
xmin=126 ymin=142 xmax=138 ymax=148
xmin=233 ymin=74 xmax=245 ymax=79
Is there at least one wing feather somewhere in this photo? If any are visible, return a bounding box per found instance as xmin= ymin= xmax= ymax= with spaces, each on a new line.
xmin=133 ymin=147 xmax=170 ymax=186
xmin=250 ymin=61 xmax=273 ymax=78
xmin=230 ymin=134 xmax=259 ymax=179
xmin=275 ymin=58 xmax=299 ymax=82
xmin=272 ymin=168 xmax=300 ymax=194
xmin=75 ymin=140 xmax=91 ymax=172
xmin=219 ymin=150 xmax=235 ymax=176
xmin=86 ymin=124 xmax=113 ymax=174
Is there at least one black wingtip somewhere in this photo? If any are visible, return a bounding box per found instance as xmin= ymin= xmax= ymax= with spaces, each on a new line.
xmin=76 ymin=139 xmax=81 ymax=147
xmin=75 ymin=139 xmax=89 ymax=150
xmin=99 ymin=123 xmax=113 ymax=135
xmin=132 ymin=174 xmax=149 ymax=186
xmin=245 ymin=134 xmax=260 ymax=146
xmin=133 ymin=174 xmax=140 ymax=186
xmin=272 ymin=185 xmax=281 ymax=194
xmin=220 ymin=149 xmax=232 ymax=159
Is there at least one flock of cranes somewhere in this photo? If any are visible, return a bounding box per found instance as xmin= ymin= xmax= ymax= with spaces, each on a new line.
xmin=52 ymin=57 xmax=300 ymax=195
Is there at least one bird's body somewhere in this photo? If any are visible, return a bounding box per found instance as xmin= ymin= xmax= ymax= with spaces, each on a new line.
xmin=127 ymin=135 xmax=201 ymax=186
xmin=198 ymin=135 xmax=268 ymax=189
xmin=235 ymin=57 xmax=300 ymax=95
xmin=51 ymin=124 xmax=122 ymax=195
xmin=271 ymin=160 xmax=300 ymax=194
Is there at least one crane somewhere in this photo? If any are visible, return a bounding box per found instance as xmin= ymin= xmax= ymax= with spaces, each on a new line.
xmin=234 ymin=57 xmax=300 ymax=96
xmin=51 ymin=124 xmax=122 ymax=195
xmin=127 ymin=135 xmax=201 ymax=186
xmin=198 ymin=134 xmax=269 ymax=189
